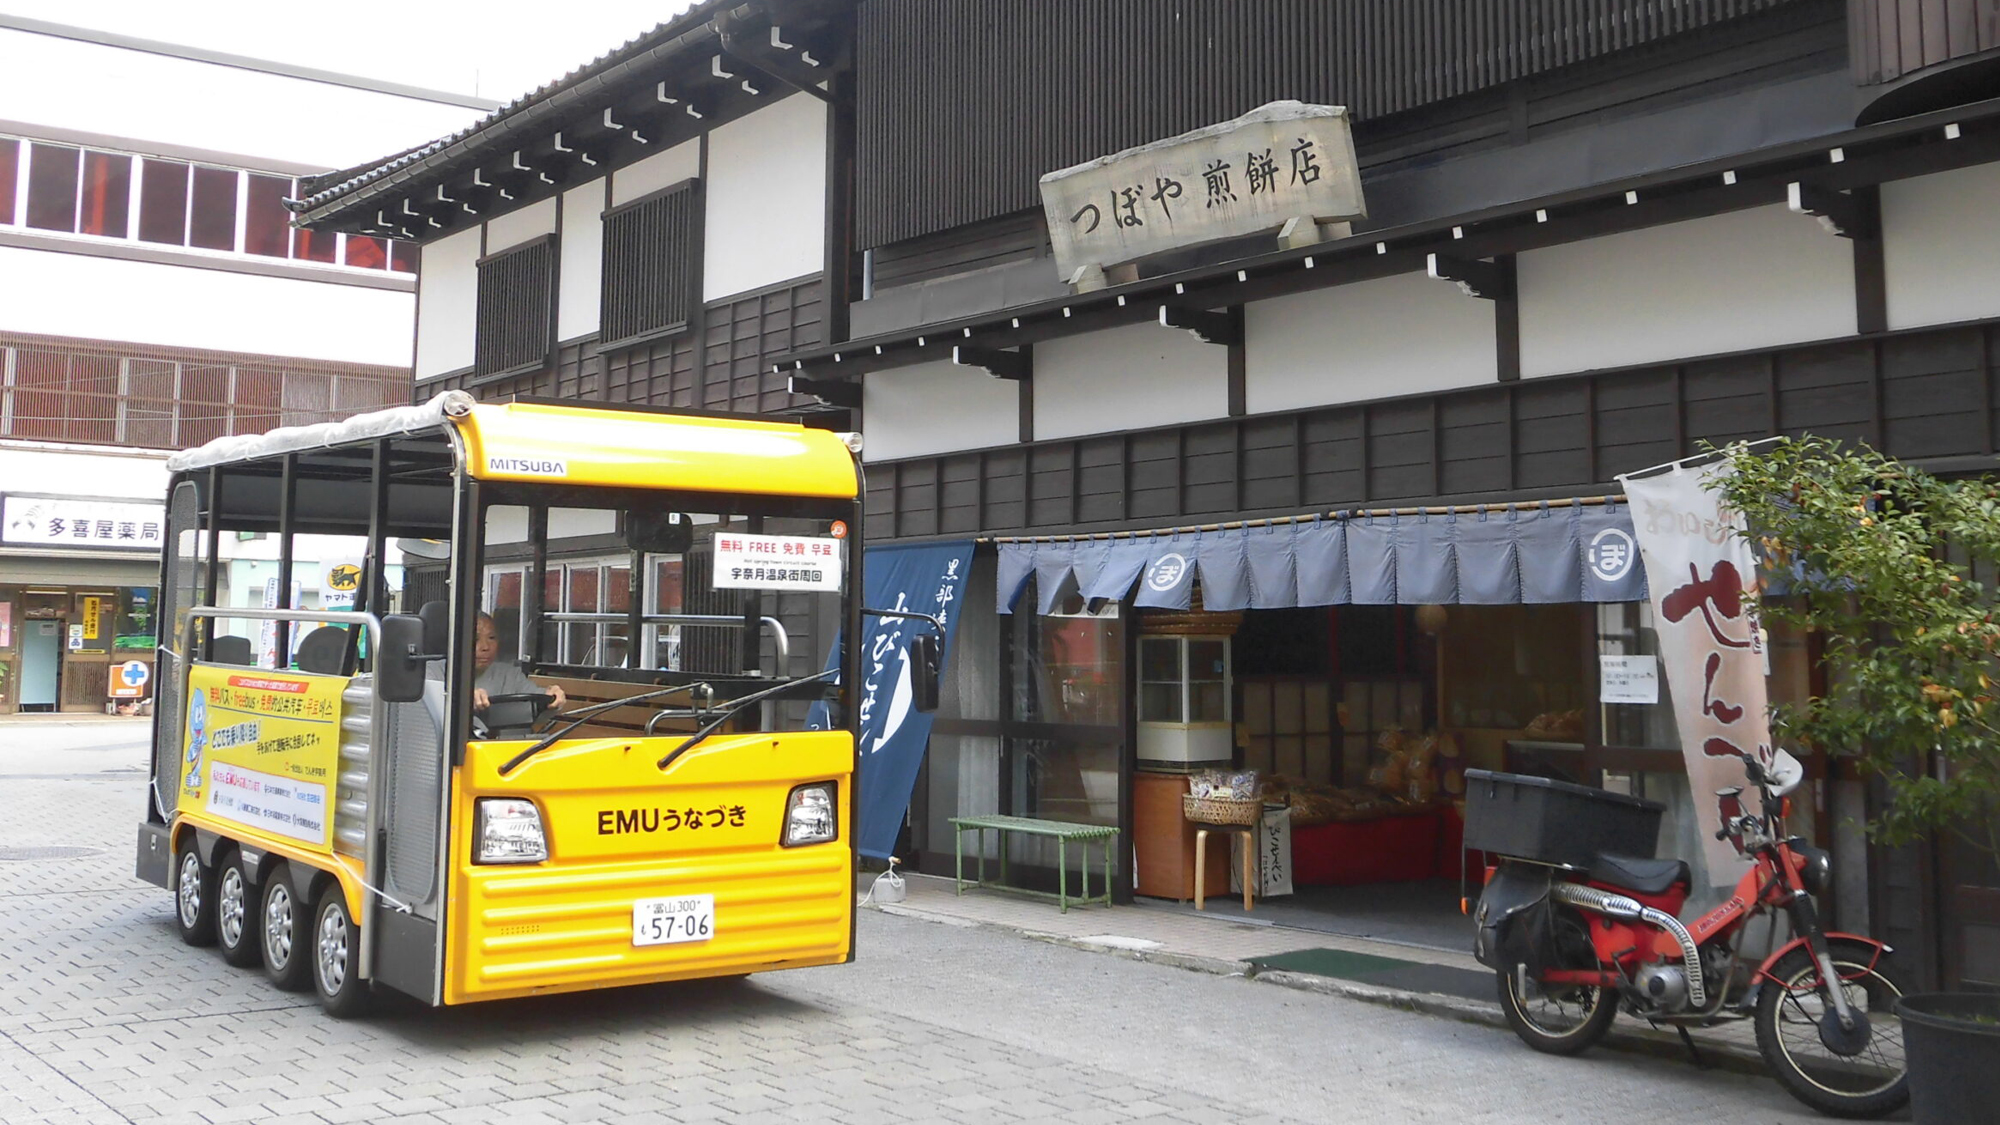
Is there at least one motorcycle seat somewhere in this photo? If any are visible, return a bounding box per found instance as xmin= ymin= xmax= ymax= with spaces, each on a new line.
xmin=1591 ymin=853 xmax=1690 ymax=895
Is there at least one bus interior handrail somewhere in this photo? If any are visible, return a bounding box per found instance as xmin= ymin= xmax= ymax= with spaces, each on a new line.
xmin=538 ymin=611 xmax=790 ymax=671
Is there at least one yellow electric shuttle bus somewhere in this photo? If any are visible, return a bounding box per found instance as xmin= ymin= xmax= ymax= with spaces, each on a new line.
xmin=135 ymin=391 xmax=926 ymax=1016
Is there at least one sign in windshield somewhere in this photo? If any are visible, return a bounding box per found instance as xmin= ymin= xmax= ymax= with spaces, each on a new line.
xmin=711 ymin=533 xmax=844 ymax=592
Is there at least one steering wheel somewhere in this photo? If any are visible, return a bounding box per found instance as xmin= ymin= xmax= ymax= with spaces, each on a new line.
xmin=474 ymin=691 xmax=555 ymax=738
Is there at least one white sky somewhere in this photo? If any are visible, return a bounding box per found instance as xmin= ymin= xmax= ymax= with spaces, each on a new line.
xmin=2 ymin=0 xmax=702 ymax=104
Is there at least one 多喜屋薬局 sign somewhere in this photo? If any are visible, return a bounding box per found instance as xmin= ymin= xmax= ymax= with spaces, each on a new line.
xmin=1 ymin=494 xmax=165 ymax=549
xmin=1039 ymin=100 xmax=1365 ymax=284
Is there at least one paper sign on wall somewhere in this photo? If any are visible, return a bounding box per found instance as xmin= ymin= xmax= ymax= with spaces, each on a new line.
xmin=1598 ymin=655 xmax=1660 ymax=704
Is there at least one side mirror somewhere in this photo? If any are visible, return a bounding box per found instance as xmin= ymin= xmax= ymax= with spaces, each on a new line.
xmin=909 ymin=633 xmax=941 ymax=714
xmin=378 ymin=614 xmax=430 ymax=704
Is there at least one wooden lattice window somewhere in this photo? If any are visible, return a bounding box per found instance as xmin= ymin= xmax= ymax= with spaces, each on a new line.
xmin=599 ymin=178 xmax=701 ymax=352
xmin=474 ymin=235 xmax=555 ymax=378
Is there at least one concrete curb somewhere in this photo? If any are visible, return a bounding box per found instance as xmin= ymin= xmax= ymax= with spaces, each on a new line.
xmin=866 ymin=899 xmax=1772 ymax=1079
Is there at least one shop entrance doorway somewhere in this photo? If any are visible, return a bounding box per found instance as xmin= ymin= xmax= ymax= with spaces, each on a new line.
xmin=19 ymin=618 xmax=61 ymax=711
xmin=1182 ymin=602 xmax=1585 ymax=951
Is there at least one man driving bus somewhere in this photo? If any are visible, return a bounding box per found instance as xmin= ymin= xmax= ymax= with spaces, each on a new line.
xmin=472 ymin=612 xmax=567 ymax=715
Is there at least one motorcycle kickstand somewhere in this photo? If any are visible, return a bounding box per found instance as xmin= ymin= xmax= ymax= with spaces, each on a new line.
xmin=1673 ymin=1025 xmax=1708 ymax=1069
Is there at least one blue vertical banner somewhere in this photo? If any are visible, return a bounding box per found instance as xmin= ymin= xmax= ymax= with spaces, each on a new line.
xmin=813 ymin=540 xmax=977 ymax=859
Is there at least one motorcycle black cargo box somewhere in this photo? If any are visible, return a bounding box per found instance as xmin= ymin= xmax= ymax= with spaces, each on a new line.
xmin=1463 ymin=769 xmax=1664 ymax=868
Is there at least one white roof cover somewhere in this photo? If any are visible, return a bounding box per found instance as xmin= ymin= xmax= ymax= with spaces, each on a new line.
xmin=166 ymin=391 xmax=476 ymax=473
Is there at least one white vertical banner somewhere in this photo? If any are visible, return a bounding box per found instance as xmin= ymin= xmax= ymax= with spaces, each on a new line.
xmin=257 ymin=578 xmax=303 ymax=669
xmin=1619 ymin=463 xmax=1766 ymax=886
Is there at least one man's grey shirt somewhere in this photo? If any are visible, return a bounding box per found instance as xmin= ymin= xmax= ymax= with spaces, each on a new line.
xmin=475 ymin=661 xmax=540 ymax=697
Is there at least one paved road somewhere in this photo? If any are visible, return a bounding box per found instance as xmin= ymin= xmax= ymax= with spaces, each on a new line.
xmin=0 ymin=722 xmax=1835 ymax=1124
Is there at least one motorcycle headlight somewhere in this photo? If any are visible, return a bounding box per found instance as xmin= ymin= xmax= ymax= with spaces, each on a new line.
xmin=783 ymin=782 xmax=838 ymax=847
xmin=475 ymin=798 xmax=548 ymax=864
xmin=1794 ymin=841 xmax=1831 ymax=895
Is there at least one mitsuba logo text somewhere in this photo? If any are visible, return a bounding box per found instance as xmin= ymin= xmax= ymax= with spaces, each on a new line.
xmin=486 ymin=456 xmax=567 ymax=477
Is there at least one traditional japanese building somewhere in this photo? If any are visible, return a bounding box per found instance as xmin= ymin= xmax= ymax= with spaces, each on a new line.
xmin=293 ymin=0 xmax=2000 ymax=991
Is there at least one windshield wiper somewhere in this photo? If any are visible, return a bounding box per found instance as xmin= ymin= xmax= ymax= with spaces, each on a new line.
xmin=656 ymin=669 xmax=841 ymax=772
xmin=498 ymin=681 xmax=712 ymax=776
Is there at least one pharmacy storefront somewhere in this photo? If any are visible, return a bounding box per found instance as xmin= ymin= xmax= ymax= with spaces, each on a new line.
xmin=1 ymin=489 xmax=166 ymax=714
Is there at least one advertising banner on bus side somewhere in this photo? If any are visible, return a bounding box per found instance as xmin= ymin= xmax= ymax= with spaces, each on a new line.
xmin=180 ymin=667 xmax=346 ymax=849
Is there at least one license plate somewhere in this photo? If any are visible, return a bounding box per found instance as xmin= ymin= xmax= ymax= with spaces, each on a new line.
xmin=631 ymin=894 xmax=715 ymax=946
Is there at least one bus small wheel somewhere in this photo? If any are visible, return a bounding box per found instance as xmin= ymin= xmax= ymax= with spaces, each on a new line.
xmin=214 ymin=848 xmax=262 ymax=968
xmin=311 ymin=885 xmax=371 ymax=1018
xmin=173 ymin=839 xmax=217 ymax=947
xmin=259 ymin=864 xmax=313 ymax=992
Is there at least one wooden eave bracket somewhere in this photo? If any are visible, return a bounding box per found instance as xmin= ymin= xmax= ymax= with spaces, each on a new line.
xmin=715 ymin=20 xmax=832 ymax=102
xmin=952 ymin=344 xmax=1031 ymax=380
xmin=1787 ymin=182 xmax=1875 ymax=239
xmin=786 ymin=374 xmax=860 ymax=409
xmin=1157 ymin=304 xmax=1240 ymax=346
xmin=1427 ymin=253 xmax=1514 ymax=300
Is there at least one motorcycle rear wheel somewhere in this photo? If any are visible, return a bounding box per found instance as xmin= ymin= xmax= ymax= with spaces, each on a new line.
xmin=1753 ymin=939 xmax=1908 ymax=1119
xmin=1497 ymin=966 xmax=1618 ymax=1056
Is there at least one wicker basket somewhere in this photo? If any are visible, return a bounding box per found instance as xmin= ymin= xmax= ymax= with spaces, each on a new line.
xmin=1183 ymin=794 xmax=1261 ymax=826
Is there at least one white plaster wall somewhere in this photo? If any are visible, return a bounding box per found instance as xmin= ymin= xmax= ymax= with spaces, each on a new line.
xmin=0 ymin=444 xmax=168 ymax=498
xmin=1518 ymin=204 xmax=1856 ymax=379
xmin=861 ymin=360 xmax=1021 ymax=462
xmin=0 ymin=29 xmax=484 ymax=169
xmin=558 ymin=179 xmax=607 ymax=341
xmin=483 ymin=197 xmax=556 ymax=255
xmin=1245 ymin=272 xmax=1497 ymax=413
xmin=414 ymin=227 xmax=480 ymax=377
xmin=1882 ymin=162 xmax=2000 ymax=330
xmin=0 ymin=244 xmax=411 ymax=366
xmin=1034 ymin=322 xmax=1228 ymax=441
xmin=704 ymin=94 xmax=826 ymax=301
xmin=610 ymin=139 xmax=700 ymax=207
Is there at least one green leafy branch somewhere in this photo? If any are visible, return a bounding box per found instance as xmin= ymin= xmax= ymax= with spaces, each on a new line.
xmin=1712 ymin=436 xmax=2000 ymax=859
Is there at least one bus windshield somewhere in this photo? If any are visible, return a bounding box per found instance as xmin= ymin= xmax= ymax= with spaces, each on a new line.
xmin=476 ymin=488 xmax=849 ymax=715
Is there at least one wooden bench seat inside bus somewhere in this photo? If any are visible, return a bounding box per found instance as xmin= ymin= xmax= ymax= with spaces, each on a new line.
xmin=531 ymin=675 xmax=745 ymax=741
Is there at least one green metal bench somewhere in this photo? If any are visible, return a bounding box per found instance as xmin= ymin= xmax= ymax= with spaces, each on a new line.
xmin=949 ymin=814 xmax=1117 ymax=912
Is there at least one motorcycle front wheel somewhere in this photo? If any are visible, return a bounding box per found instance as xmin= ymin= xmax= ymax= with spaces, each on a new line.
xmin=1496 ymin=966 xmax=1619 ymax=1056
xmin=1753 ymin=938 xmax=1909 ymax=1119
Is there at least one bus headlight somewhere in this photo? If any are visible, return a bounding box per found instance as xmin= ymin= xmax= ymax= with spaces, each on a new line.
xmin=783 ymin=782 xmax=838 ymax=847
xmin=475 ymin=798 xmax=548 ymax=863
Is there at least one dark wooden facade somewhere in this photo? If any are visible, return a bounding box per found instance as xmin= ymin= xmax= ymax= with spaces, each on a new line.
xmin=855 ymin=0 xmax=1837 ymax=248
xmin=1851 ymin=0 xmax=2000 ymax=85
xmin=865 ymin=318 xmax=2000 ymax=542
xmin=424 ymin=274 xmax=826 ymax=416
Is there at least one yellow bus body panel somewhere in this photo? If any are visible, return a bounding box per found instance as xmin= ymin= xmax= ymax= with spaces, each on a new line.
xmin=455 ymin=401 xmax=860 ymax=498
xmin=444 ymin=731 xmax=854 ymax=1005
xmin=168 ymin=812 xmax=367 ymax=918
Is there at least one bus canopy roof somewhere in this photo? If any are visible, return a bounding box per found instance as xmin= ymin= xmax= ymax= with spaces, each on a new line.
xmin=167 ymin=393 xmax=860 ymax=500
xmin=165 ymin=391 xmax=475 ymax=473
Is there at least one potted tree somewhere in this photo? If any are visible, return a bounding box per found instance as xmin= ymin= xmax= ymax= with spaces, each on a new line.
xmin=1716 ymin=437 xmax=2000 ymax=1125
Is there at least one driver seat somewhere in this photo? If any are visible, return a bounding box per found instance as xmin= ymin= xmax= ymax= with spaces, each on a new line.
xmin=1591 ymin=853 xmax=1691 ymax=895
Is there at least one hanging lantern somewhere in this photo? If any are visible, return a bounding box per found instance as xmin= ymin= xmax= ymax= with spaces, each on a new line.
xmin=1415 ymin=604 xmax=1449 ymax=635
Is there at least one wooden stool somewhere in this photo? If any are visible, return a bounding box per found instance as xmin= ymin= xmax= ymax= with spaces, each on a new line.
xmin=1193 ymin=824 xmax=1256 ymax=911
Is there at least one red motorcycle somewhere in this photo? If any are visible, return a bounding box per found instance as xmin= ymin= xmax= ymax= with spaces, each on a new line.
xmin=1469 ymin=752 xmax=1908 ymax=1119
